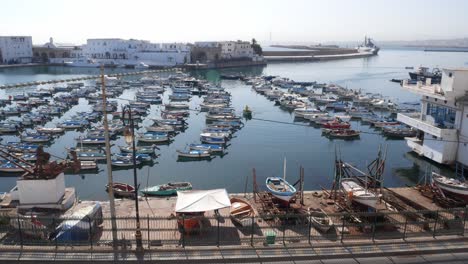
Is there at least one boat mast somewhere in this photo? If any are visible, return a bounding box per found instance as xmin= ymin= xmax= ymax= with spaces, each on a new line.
xmin=283 ymin=157 xmax=287 ymax=180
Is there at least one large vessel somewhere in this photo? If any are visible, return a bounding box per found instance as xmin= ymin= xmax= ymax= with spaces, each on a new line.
xmin=408 ymin=66 xmax=442 ymax=84
xmin=357 ymin=36 xmax=380 ymax=55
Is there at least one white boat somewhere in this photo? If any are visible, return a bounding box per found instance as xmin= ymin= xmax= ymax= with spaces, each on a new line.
xmin=266 ymin=177 xmax=297 ymax=203
xmin=36 ymin=127 xmax=65 ymax=134
xmin=177 ymin=150 xmax=211 ymax=158
xmin=294 ymin=107 xmax=322 ymax=118
xmin=137 ymin=133 xmax=169 ymax=143
xmin=111 ymin=158 xmax=141 ymax=167
xmin=65 ymin=58 xmax=100 ymax=68
xmin=341 ymin=178 xmax=379 ymax=209
xmin=334 ymin=115 xmax=352 ymax=122
xmin=309 ymin=209 xmax=334 ymax=233
xmin=432 ymin=172 xmax=468 ymax=201
xmin=134 ymin=62 xmax=149 ymax=69
xmin=79 ymin=161 xmax=98 ymax=170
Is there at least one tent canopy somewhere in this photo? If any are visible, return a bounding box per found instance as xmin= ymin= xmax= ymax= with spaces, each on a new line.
xmin=175 ymin=189 xmax=231 ymax=213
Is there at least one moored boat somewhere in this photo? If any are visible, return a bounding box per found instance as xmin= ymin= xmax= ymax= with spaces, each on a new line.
xmin=141 ymin=182 xmax=192 ymax=196
xmin=176 ymin=149 xmax=211 ymax=158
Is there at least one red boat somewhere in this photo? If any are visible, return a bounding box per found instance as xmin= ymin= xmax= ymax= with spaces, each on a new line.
xmin=322 ymin=120 xmax=351 ymax=129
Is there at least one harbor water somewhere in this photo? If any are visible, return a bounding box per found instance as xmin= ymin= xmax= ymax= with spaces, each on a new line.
xmin=0 ymin=48 xmax=466 ymax=200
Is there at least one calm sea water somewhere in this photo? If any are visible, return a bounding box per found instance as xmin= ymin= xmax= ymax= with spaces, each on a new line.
xmin=0 ymin=48 xmax=466 ymax=200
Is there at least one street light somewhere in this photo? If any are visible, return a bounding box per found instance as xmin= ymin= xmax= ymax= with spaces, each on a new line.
xmin=121 ymin=104 xmax=143 ymax=251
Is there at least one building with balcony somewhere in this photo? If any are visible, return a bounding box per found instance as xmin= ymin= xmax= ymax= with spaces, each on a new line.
xmin=397 ymin=68 xmax=468 ymax=171
xmin=0 ymin=36 xmax=33 ymax=64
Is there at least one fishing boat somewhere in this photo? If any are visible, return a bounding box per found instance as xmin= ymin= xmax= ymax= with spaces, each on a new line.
xmin=176 ymin=149 xmax=211 ymax=158
xmin=141 ymin=182 xmax=192 ymax=196
xmin=105 ymin=182 xmax=135 ymax=198
xmin=165 ymin=103 xmax=189 ymax=110
xmin=0 ymin=161 xmax=31 ymax=173
xmin=229 ymin=197 xmax=256 ymax=227
xmin=111 ymin=158 xmax=142 ymax=167
xmin=324 ymin=129 xmax=360 ymax=138
xmin=36 ymin=127 xmax=65 ymax=134
xmin=432 ymin=172 xmax=468 ymax=202
xmin=382 ymin=126 xmax=416 ymax=138
xmin=20 ymin=134 xmax=52 ymax=143
xmin=294 ymin=107 xmax=322 ymax=118
xmin=58 ymin=120 xmax=89 ymax=129
xmin=79 ymin=161 xmax=98 ymax=170
xmin=341 ymin=178 xmax=379 ymax=209
xmin=243 ymin=105 xmax=252 ymax=119
xmin=309 ymin=208 xmax=334 ymax=233
xmin=114 ymin=153 xmax=153 ymax=162
xmin=334 ymin=115 xmax=352 ymax=122
xmin=322 ymin=120 xmax=351 ymax=129
xmin=6 ymin=142 xmax=39 ymax=153
xmin=119 ymin=145 xmax=157 ymax=154
xmin=265 ymin=177 xmax=297 ymax=204
xmin=200 ymin=133 xmax=227 ymax=144
xmin=75 ymin=137 xmax=106 ymax=145
xmin=189 ymin=144 xmax=224 ymax=153
xmin=137 ymin=132 xmax=169 ymax=143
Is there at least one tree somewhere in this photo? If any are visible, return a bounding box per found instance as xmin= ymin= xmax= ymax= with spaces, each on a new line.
xmin=251 ymin=38 xmax=263 ymax=55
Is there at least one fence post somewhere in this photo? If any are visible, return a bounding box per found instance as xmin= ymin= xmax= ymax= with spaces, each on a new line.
xmin=17 ymin=216 xmax=23 ymax=248
xmin=53 ymin=217 xmax=58 ymax=249
xmin=147 ymin=215 xmax=150 ymax=250
xmin=340 ymin=215 xmax=345 ymax=243
xmin=182 ymin=215 xmax=185 ymax=248
xmin=282 ymin=217 xmax=286 ymax=245
xmin=403 ymin=215 xmax=408 ymax=241
xmin=372 ymin=213 xmax=377 ymax=242
xmin=308 ymin=214 xmax=312 ymax=245
xmin=88 ymin=216 xmax=93 ymax=250
xmin=433 ymin=210 xmax=439 ymax=238
xmin=217 ymin=215 xmax=220 ymax=247
xmin=250 ymin=215 xmax=255 ymax=246
xmin=462 ymin=207 xmax=468 ymax=237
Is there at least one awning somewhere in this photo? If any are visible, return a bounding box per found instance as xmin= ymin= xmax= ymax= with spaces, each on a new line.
xmin=175 ymin=189 xmax=231 ymax=213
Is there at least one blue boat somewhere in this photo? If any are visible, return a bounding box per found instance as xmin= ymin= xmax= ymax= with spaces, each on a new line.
xmin=265 ymin=177 xmax=297 ymax=204
xmin=189 ymin=144 xmax=224 ymax=153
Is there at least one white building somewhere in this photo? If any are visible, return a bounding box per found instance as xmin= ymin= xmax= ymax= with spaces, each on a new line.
xmin=220 ymin=40 xmax=254 ymax=59
xmin=397 ymin=68 xmax=468 ymax=172
xmin=0 ymin=36 xmax=33 ymax=64
xmin=70 ymin=38 xmax=190 ymax=66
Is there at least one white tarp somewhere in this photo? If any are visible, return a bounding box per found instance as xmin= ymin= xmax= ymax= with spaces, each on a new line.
xmin=175 ymin=189 xmax=231 ymax=213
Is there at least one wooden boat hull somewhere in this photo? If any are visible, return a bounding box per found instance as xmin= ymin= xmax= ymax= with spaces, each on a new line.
xmin=229 ymin=197 xmax=255 ymax=227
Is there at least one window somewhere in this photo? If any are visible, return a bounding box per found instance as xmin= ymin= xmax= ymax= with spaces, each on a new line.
xmin=426 ymin=103 xmax=456 ymax=127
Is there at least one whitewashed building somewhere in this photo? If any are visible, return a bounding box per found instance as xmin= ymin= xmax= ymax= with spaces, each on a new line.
xmin=397 ymin=68 xmax=468 ymax=172
xmin=69 ymin=38 xmax=190 ymax=66
xmin=0 ymin=36 xmax=33 ymax=64
xmin=220 ymin=40 xmax=254 ymax=59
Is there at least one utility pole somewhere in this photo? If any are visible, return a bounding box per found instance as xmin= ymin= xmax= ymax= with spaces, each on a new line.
xmin=101 ymin=65 xmax=118 ymax=247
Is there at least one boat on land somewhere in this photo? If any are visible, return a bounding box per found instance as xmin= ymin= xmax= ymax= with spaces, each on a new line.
xmin=341 ymin=178 xmax=379 ymax=209
xmin=309 ymin=208 xmax=334 ymax=233
xmin=141 ymin=182 xmax=192 ymax=196
xmin=432 ymin=172 xmax=468 ymax=201
xmin=229 ymin=197 xmax=256 ymax=227
xmin=176 ymin=149 xmax=211 ymax=158
xmin=10 ymin=216 xmax=48 ymax=239
xmin=105 ymin=182 xmax=136 ymax=199
xmin=265 ymin=177 xmax=297 ymax=203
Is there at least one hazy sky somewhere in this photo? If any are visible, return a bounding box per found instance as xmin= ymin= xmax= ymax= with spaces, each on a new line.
xmin=1 ymin=0 xmax=467 ymax=45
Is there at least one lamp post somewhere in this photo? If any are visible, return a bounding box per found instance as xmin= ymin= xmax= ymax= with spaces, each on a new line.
xmin=121 ymin=105 xmax=143 ymax=251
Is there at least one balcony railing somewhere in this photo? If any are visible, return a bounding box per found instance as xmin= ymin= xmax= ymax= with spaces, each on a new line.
xmin=397 ymin=113 xmax=457 ymax=139
xmin=401 ymin=80 xmax=446 ymax=99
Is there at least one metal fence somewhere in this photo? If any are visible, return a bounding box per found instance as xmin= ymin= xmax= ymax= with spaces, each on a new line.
xmin=0 ymin=207 xmax=467 ymax=250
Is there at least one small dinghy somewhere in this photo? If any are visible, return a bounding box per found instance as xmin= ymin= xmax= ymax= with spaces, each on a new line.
xmin=141 ymin=182 xmax=192 ymax=196
xmin=114 ymin=153 xmax=152 ymax=162
xmin=105 ymin=182 xmax=136 ymax=199
xmin=177 ymin=149 xmax=211 ymax=158
xmin=189 ymin=143 xmax=224 ymax=153
xmin=119 ymin=145 xmax=157 ymax=154
xmin=111 ymin=158 xmax=142 ymax=167
xmin=229 ymin=197 xmax=256 ymax=227
xmin=137 ymin=132 xmax=169 ymax=143
xmin=309 ymin=208 xmax=334 ymax=233
xmin=36 ymin=127 xmax=65 ymax=134
xmin=266 ymin=177 xmax=297 ymax=204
